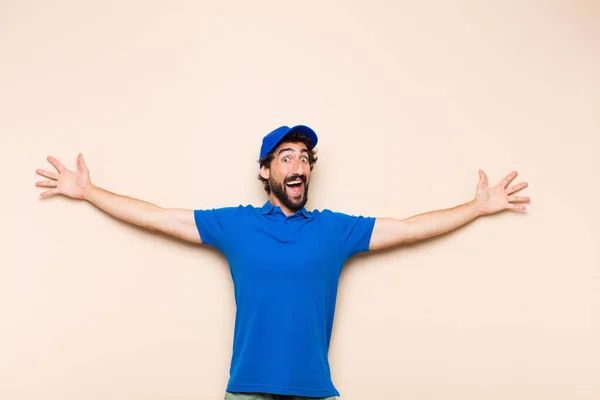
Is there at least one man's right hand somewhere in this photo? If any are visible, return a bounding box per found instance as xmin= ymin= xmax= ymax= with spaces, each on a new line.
xmin=36 ymin=153 xmax=91 ymax=200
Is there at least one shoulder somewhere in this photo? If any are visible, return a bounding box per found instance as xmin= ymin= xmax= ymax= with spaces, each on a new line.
xmin=309 ymin=208 xmax=372 ymax=225
xmin=194 ymin=203 xmax=260 ymax=219
xmin=309 ymin=207 xmax=366 ymax=218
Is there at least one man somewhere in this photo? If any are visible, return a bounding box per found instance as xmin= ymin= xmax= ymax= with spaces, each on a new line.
xmin=35 ymin=125 xmax=530 ymax=399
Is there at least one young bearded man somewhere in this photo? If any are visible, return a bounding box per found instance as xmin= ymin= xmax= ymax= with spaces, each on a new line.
xmin=35 ymin=125 xmax=530 ymax=399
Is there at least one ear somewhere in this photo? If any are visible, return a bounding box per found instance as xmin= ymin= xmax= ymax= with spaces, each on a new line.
xmin=259 ymin=165 xmax=270 ymax=180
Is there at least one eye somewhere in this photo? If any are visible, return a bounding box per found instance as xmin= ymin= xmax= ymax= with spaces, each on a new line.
xmin=300 ymin=157 xmax=308 ymax=163
xmin=282 ymin=157 xmax=290 ymax=163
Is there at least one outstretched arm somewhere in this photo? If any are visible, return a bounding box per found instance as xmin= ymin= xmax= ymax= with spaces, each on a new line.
xmin=35 ymin=154 xmax=202 ymax=244
xmin=369 ymin=170 xmax=530 ymax=251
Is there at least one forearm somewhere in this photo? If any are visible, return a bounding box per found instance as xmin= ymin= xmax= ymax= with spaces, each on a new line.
xmin=83 ymin=184 xmax=163 ymax=231
xmin=404 ymin=199 xmax=482 ymax=243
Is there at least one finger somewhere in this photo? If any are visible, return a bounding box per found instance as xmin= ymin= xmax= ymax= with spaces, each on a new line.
xmin=47 ymin=156 xmax=66 ymax=173
xmin=478 ymin=170 xmax=487 ymax=186
xmin=508 ymin=203 xmax=526 ymax=211
xmin=506 ymin=182 xmax=528 ymax=195
xmin=500 ymin=171 xmax=518 ymax=188
xmin=508 ymin=195 xmax=530 ymax=202
xmin=77 ymin=153 xmax=88 ymax=172
xmin=36 ymin=169 xmax=58 ymax=180
xmin=40 ymin=188 xmax=59 ymax=198
xmin=36 ymin=180 xmax=58 ymax=188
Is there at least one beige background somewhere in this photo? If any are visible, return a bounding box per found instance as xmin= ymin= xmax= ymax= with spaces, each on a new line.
xmin=1 ymin=1 xmax=599 ymax=399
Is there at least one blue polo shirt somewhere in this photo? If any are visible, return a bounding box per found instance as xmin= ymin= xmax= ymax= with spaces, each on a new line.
xmin=194 ymin=201 xmax=375 ymax=397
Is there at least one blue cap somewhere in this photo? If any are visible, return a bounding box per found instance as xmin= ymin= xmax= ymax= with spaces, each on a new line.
xmin=259 ymin=125 xmax=318 ymax=164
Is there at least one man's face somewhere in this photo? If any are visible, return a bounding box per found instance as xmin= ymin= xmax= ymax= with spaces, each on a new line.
xmin=262 ymin=141 xmax=312 ymax=212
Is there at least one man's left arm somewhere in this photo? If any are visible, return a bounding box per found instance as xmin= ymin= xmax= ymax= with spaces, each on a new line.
xmin=369 ymin=170 xmax=530 ymax=251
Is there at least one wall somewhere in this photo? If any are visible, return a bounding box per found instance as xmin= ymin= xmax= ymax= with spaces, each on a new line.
xmin=1 ymin=1 xmax=599 ymax=399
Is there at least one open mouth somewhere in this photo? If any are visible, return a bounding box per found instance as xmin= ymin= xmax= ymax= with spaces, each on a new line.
xmin=285 ymin=179 xmax=304 ymax=197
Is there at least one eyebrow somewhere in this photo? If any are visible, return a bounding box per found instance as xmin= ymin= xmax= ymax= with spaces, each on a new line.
xmin=277 ymin=148 xmax=309 ymax=156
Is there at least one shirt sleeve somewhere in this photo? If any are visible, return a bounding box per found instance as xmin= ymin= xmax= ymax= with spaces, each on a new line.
xmin=325 ymin=211 xmax=376 ymax=259
xmin=193 ymin=206 xmax=241 ymax=253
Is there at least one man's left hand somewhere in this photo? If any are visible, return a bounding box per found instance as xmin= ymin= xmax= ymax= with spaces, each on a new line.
xmin=475 ymin=170 xmax=530 ymax=216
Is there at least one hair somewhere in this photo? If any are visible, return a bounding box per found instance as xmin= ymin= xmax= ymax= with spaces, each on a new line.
xmin=257 ymin=132 xmax=319 ymax=194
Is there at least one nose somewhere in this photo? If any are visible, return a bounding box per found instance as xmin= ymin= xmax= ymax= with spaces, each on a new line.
xmin=292 ymin=158 xmax=304 ymax=175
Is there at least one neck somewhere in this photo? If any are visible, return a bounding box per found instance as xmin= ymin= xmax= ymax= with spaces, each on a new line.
xmin=268 ymin=194 xmax=297 ymax=216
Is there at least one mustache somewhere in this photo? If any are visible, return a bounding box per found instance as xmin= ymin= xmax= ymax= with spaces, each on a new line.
xmin=284 ymin=174 xmax=307 ymax=184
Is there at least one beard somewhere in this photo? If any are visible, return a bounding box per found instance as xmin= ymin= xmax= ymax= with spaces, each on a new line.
xmin=269 ymin=174 xmax=309 ymax=212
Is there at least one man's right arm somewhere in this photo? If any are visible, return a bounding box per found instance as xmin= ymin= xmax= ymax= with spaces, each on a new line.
xmin=83 ymin=185 xmax=201 ymax=244
xmin=36 ymin=153 xmax=202 ymax=244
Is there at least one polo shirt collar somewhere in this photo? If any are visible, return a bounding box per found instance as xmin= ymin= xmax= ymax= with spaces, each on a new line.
xmin=260 ymin=201 xmax=313 ymax=219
